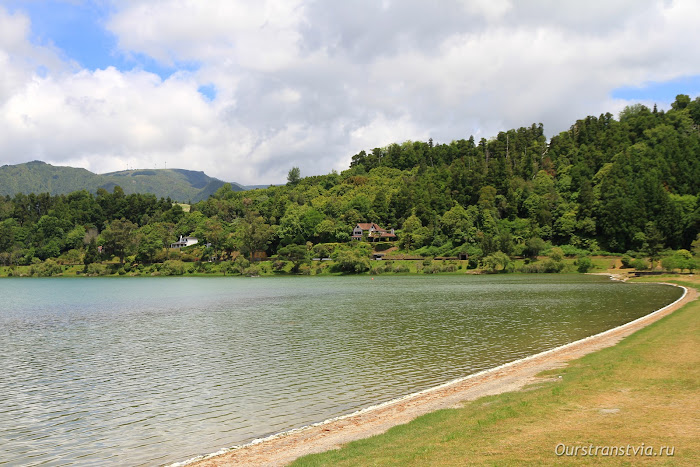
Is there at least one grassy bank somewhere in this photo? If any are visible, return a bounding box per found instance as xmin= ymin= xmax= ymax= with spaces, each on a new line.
xmin=292 ymin=276 xmax=699 ymax=466
xmin=0 ymin=255 xmax=639 ymax=278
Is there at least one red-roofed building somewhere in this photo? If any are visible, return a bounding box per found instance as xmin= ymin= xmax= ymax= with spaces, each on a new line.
xmin=351 ymin=223 xmax=397 ymax=242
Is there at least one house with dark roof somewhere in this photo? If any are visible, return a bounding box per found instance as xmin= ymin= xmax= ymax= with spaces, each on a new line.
xmin=351 ymin=223 xmax=397 ymax=242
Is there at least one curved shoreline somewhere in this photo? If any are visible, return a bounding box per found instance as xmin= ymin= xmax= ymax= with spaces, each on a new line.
xmin=179 ymin=280 xmax=696 ymax=467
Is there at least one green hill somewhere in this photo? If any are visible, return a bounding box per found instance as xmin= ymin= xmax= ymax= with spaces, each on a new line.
xmin=0 ymin=161 xmax=247 ymax=201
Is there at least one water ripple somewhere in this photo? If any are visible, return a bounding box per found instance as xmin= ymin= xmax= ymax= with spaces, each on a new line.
xmin=0 ymin=275 xmax=680 ymax=465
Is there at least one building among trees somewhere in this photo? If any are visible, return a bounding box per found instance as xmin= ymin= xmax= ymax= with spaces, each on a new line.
xmin=351 ymin=223 xmax=397 ymax=242
xmin=170 ymin=235 xmax=199 ymax=249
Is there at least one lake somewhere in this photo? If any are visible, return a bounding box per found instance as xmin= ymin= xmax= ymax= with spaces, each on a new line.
xmin=0 ymin=275 xmax=682 ymax=465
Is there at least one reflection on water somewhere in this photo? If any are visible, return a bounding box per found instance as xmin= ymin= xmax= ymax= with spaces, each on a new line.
xmin=0 ymin=275 xmax=681 ymax=465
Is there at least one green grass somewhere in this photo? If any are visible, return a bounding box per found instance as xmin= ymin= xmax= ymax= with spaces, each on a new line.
xmin=291 ymin=282 xmax=699 ymax=466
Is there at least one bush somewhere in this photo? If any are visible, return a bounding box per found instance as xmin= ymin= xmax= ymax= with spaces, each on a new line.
xmin=620 ymin=255 xmax=633 ymax=268
xmin=548 ymin=247 xmax=565 ymax=262
xmin=57 ymin=249 xmax=83 ymax=265
xmin=481 ymin=251 xmax=512 ymax=273
xmin=576 ymin=256 xmax=594 ymax=273
xmin=86 ymin=263 xmax=109 ymax=276
xmin=519 ymin=262 xmax=545 ymax=273
xmin=331 ymin=247 xmax=370 ymax=273
xmin=244 ymin=265 xmax=261 ymax=276
xmin=631 ymin=258 xmax=649 ymax=270
xmin=661 ymin=250 xmax=698 ymax=272
xmin=162 ymin=260 xmax=186 ymax=276
xmin=30 ymin=259 xmax=63 ymax=277
xmin=373 ymin=242 xmax=394 ymax=252
xmin=560 ymin=244 xmax=591 ymax=257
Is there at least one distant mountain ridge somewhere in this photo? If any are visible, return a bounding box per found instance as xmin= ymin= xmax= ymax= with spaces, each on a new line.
xmin=0 ymin=161 xmax=252 ymax=201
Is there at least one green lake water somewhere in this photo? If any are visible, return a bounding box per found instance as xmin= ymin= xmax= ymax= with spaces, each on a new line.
xmin=0 ymin=275 xmax=682 ymax=465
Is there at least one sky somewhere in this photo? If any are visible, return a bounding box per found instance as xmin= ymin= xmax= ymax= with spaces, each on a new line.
xmin=1 ymin=1 xmax=699 ymax=185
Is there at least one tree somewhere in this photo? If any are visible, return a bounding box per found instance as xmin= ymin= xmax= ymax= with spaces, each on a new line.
xmin=691 ymin=234 xmax=700 ymax=257
xmin=399 ymin=214 xmax=429 ymax=250
xmin=331 ymin=244 xmax=371 ymax=273
xmin=83 ymin=238 xmax=99 ymax=270
xmin=671 ymin=94 xmax=691 ymax=111
xmin=235 ymin=211 xmax=276 ymax=260
xmin=99 ymin=218 xmax=137 ymax=263
xmin=277 ymin=244 xmax=310 ymax=273
xmin=481 ymin=251 xmax=511 ymax=273
xmin=287 ymin=167 xmax=301 ymax=185
xmin=136 ymin=224 xmax=164 ymax=263
xmin=523 ymin=237 xmax=546 ymax=259
xmin=642 ymin=222 xmax=664 ymax=267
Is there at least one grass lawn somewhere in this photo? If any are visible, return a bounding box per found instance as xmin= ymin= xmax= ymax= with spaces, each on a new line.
xmin=292 ymin=276 xmax=699 ymax=466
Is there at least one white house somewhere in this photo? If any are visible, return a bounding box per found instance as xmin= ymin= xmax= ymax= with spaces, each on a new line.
xmin=170 ymin=235 xmax=199 ymax=249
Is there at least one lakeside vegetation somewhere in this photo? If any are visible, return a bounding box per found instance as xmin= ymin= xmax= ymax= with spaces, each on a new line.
xmin=1 ymin=95 xmax=699 ymax=276
xmin=291 ymin=276 xmax=699 ymax=466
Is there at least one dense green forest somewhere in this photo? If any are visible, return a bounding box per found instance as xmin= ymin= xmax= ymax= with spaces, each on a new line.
xmin=1 ymin=95 xmax=699 ymax=275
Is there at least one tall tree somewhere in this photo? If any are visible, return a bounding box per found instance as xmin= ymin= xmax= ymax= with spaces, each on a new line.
xmin=100 ymin=218 xmax=137 ymax=263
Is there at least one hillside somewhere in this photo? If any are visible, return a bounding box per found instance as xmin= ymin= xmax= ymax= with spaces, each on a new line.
xmin=0 ymin=161 xmax=247 ymax=202
xmin=0 ymin=95 xmax=698 ymax=269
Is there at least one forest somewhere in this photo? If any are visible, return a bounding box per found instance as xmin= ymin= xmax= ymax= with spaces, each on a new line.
xmin=1 ymin=94 xmax=699 ymax=276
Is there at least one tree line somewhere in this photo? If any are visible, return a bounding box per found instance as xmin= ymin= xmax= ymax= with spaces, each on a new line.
xmin=1 ymin=95 xmax=699 ymax=270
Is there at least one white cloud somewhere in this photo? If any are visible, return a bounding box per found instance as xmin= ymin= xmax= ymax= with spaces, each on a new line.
xmin=1 ymin=1 xmax=700 ymax=184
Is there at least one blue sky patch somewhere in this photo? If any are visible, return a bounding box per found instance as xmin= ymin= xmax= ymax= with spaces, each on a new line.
xmin=197 ymin=84 xmax=217 ymax=101
xmin=4 ymin=0 xmax=116 ymax=69
xmin=3 ymin=0 xmax=199 ymax=80
xmin=612 ymin=74 xmax=700 ymax=104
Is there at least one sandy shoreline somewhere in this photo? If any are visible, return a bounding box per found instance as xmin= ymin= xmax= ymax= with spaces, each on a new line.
xmin=181 ymin=280 xmax=696 ymax=467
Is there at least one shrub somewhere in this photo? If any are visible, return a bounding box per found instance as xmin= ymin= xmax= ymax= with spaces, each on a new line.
xmin=272 ymin=260 xmax=287 ymax=272
xmin=162 ymin=260 xmax=186 ymax=276
xmin=631 ymin=258 xmax=649 ymax=270
xmin=519 ymin=262 xmax=545 ymax=273
xmin=244 ymin=265 xmax=261 ymax=276
xmin=576 ymin=256 xmax=594 ymax=273
xmin=481 ymin=251 xmax=512 ymax=273
xmin=560 ymin=244 xmax=591 ymax=257
xmin=661 ymin=250 xmax=698 ymax=272
xmin=620 ymin=254 xmax=633 ymax=268
xmin=181 ymin=253 xmax=197 ymax=262
xmin=86 ymin=263 xmax=109 ymax=276
xmin=57 ymin=249 xmax=83 ymax=265
xmin=548 ymin=247 xmax=564 ymax=262
xmin=331 ymin=247 xmax=370 ymax=273
xmin=30 ymin=259 xmax=63 ymax=277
